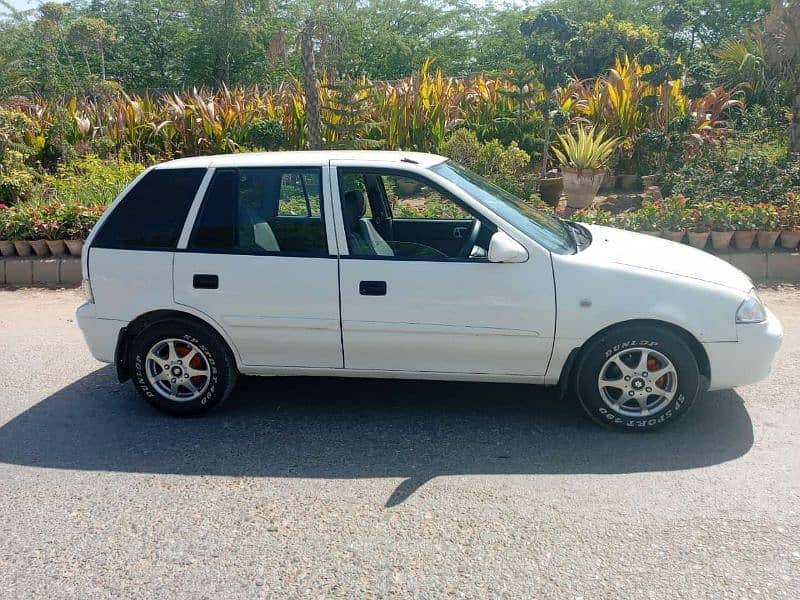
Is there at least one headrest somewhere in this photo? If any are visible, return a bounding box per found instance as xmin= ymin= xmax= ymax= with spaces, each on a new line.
xmin=343 ymin=189 xmax=366 ymax=226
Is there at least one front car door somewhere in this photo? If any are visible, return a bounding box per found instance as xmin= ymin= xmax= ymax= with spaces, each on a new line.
xmin=330 ymin=158 xmax=556 ymax=378
xmin=173 ymin=161 xmax=343 ymax=368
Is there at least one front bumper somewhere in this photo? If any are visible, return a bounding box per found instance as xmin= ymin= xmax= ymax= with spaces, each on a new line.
xmin=703 ymin=308 xmax=783 ymax=391
xmin=76 ymin=303 xmax=127 ymax=364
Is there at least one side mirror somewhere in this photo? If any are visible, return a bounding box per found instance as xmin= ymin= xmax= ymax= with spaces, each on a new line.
xmin=488 ymin=231 xmax=529 ymax=263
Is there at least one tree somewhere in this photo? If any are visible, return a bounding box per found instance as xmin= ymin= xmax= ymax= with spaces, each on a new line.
xmin=69 ymin=16 xmax=116 ymax=80
xmin=521 ymin=10 xmax=581 ymax=176
xmin=762 ymin=0 xmax=800 ymax=155
xmin=300 ymin=17 xmax=323 ymax=150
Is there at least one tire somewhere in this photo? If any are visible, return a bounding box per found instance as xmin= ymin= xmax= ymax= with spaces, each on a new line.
xmin=129 ymin=319 xmax=237 ymax=416
xmin=574 ymin=324 xmax=700 ymax=431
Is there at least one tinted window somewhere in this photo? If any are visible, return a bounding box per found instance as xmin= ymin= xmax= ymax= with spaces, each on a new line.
xmin=92 ymin=168 xmax=205 ymax=250
xmin=189 ymin=167 xmax=327 ymax=256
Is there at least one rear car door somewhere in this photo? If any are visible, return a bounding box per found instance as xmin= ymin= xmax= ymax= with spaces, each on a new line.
xmin=173 ymin=164 xmax=343 ymax=368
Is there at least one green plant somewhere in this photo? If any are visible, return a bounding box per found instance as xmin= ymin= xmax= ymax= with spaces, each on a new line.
xmin=630 ymin=200 xmax=662 ymax=231
xmin=732 ymin=202 xmax=756 ymax=230
xmin=752 ymin=202 xmax=780 ymax=230
xmin=778 ymin=191 xmax=800 ymax=230
xmin=660 ymin=195 xmax=690 ymax=231
xmin=698 ymin=200 xmax=739 ymax=231
xmin=552 ymin=126 xmax=619 ymax=171
xmin=246 ymin=119 xmax=288 ymax=151
xmin=36 ymin=155 xmax=144 ymax=206
xmin=572 ymin=207 xmax=615 ymax=226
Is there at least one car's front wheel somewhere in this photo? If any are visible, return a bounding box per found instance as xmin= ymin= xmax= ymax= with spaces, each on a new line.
xmin=574 ymin=324 xmax=701 ymax=431
xmin=129 ymin=319 xmax=237 ymax=416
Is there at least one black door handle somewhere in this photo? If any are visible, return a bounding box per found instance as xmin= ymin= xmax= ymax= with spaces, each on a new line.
xmin=193 ymin=274 xmax=219 ymax=289
xmin=359 ymin=280 xmax=387 ymax=296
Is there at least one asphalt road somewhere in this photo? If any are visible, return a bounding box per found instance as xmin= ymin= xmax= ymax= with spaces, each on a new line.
xmin=0 ymin=287 xmax=798 ymax=598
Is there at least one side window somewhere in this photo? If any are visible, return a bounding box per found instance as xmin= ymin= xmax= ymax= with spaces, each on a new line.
xmin=189 ymin=167 xmax=328 ymax=256
xmin=339 ymin=169 xmax=491 ymax=261
xmin=385 ymin=175 xmax=471 ymax=220
xmin=92 ymin=168 xmax=205 ymax=250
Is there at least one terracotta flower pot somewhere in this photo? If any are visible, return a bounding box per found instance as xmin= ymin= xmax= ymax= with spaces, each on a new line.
xmin=617 ymin=174 xmax=640 ymax=192
xmin=686 ymin=231 xmax=710 ymax=249
xmin=641 ymin=174 xmax=658 ymax=188
xmin=710 ymin=231 xmax=733 ymax=251
xmin=661 ymin=230 xmax=685 ymax=243
xmin=756 ymin=230 xmax=780 ymax=250
xmin=12 ymin=240 xmax=32 ymax=256
xmin=779 ymin=230 xmax=800 ymax=250
xmin=45 ymin=239 xmax=67 ymax=256
xmin=599 ymin=171 xmax=616 ymax=192
xmin=0 ymin=240 xmax=15 ymax=256
xmin=561 ymin=166 xmax=605 ymax=209
xmin=65 ymin=239 xmax=84 ymax=256
xmin=538 ymin=176 xmax=563 ymax=207
xmin=29 ymin=239 xmax=50 ymax=257
xmin=639 ymin=230 xmax=662 ymax=237
xmin=733 ymin=230 xmax=756 ymax=250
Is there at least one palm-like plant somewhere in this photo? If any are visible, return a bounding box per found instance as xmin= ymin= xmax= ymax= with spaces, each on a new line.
xmin=552 ymin=126 xmax=620 ymax=172
xmin=761 ymin=0 xmax=800 ymax=155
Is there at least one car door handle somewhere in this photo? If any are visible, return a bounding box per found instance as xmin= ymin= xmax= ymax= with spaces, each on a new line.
xmin=359 ymin=280 xmax=387 ymax=296
xmin=193 ymin=274 xmax=219 ymax=289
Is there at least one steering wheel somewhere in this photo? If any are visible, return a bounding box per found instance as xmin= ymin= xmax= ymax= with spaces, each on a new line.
xmin=459 ymin=219 xmax=482 ymax=258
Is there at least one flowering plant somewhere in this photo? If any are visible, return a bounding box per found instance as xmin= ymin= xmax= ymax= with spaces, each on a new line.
xmin=659 ymin=195 xmax=690 ymax=231
xmin=751 ymin=203 xmax=779 ymax=231
xmin=778 ymin=192 xmax=800 ymax=230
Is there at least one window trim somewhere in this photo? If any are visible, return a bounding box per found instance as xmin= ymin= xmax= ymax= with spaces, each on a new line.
xmin=334 ymin=166 xmax=494 ymax=263
xmin=183 ymin=165 xmax=332 ymax=258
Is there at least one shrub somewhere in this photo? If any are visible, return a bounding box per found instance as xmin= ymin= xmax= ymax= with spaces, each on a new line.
xmin=752 ymin=203 xmax=779 ymax=231
xmin=35 ymin=155 xmax=144 ymax=206
xmin=572 ymin=207 xmax=615 ymax=226
xmin=245 ymin=119 xmax=288 ymax=151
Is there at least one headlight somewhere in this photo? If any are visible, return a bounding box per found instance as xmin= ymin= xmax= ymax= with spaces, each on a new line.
xmin=736 ymin=290 xmax=766 ymax=324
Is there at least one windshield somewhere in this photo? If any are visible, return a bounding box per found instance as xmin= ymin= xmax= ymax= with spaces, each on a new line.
xmin=430 ymin=161 xmax=575 ymax=254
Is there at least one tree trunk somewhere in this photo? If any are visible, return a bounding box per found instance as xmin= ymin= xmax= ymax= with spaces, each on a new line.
xmin=99 ymin=45 xmax=106 ymax=81
xmin=301 ymin=19 xmax=323 ymax=151
xmin=791 ymin=93 xmax=800 ymax=157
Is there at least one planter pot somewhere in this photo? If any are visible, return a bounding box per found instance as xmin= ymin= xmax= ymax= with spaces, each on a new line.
xmin=639 ymin=230 xmax=662 ymax=237
xmin=733 ymin=230 xmax=756 ymax=250
xmin=617 ymin=173 xmax=640 ymax=192
xmin=65 ymin=239 xmax=84 ymax=256
xmin=538 ymin=176 xmax=563 ymax=207
xmin=0 ymin=240 xmax=15 ymax=256
xmin=12 ymin=240 xmax=32 ymax=256
xmin=396 ymin=178 xmax=422 ymax=196
xmin=641 ymin=174 xmax=658 ymax=188
xmin=561 ymin=166 xmax=605 ymax=209
xmin=599 ymin=171 xmax=616 ymax=193
xmin=661 ymin=230 xmax=685 ymax=243
xmin=29 ymin=239 xmax=50 ymax=257
xmin=710 ymin=230 xmax=734 ymax=251
xmin=686 ymin=231 xmax=710 ymax=249
xmin=756 ymin=230 xmax=780 ymax=250
xmin=45 ymin=239 xmax=67 ymax=256
xmin=779 ymin=230 xmax=800 ymax=250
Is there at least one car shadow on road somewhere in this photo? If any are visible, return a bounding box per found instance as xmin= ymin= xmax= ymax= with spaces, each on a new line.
xmin=0 ymin=366 xmax=754 ymax=506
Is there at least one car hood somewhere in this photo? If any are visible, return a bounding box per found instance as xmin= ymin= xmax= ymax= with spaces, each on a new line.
xmin=581 ymin=224 xmax=753 ymax=293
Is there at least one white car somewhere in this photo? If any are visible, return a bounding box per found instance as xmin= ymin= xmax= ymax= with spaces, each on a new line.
xmin=76 ymin=151 xmax=783 ymax=430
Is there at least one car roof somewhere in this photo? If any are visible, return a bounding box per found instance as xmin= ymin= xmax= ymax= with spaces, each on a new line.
xmin=153 ymin=150 xmax=447 ymax=170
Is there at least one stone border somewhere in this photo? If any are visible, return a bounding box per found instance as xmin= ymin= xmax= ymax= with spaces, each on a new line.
xmin=1 ymin=251 xmax=799 ymax=287
xmin=0 ymin=257 xmax=82 ymax=287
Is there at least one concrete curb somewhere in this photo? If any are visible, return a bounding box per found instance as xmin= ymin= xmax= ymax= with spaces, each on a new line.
xmin=0 ymin=257 xmax=82 ymax=287
xmin=1 ymin=251 xmax=800 ymax=288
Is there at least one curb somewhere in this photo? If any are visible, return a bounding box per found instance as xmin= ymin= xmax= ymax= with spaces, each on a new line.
xmin=1 ymin=251 xmax=799 ymax=288
xmin=0 ymin=257 xmax=82 ymax=287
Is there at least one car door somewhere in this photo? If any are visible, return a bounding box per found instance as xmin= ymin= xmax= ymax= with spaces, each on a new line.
xmin=173 ymin=164 xmax=343 ymax=368
xmin=330 ymin=160 xmax=556 ymax=377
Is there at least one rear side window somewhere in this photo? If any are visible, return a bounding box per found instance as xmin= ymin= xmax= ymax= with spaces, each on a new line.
xmin=189 ymin=167 xmax=327 ymax=256
xmin=92 ymin=168 xmax=205 ymax=250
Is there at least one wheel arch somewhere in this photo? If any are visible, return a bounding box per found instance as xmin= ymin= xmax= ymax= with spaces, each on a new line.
xmin=115 ymin=308 xmax=240 ymax=382
xmin=561 ymin=319 xmax=710 ymax=395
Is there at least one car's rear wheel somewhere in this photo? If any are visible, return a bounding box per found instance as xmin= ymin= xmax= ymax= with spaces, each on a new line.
xmin=574 ymin=324 xmax=700 ymax=431
xmin=130 ymin=319 xmax=237 ymax=416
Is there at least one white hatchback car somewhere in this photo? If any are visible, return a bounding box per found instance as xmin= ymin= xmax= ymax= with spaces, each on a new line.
xmin=77 ymin=151 xmax=782 ymax=430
